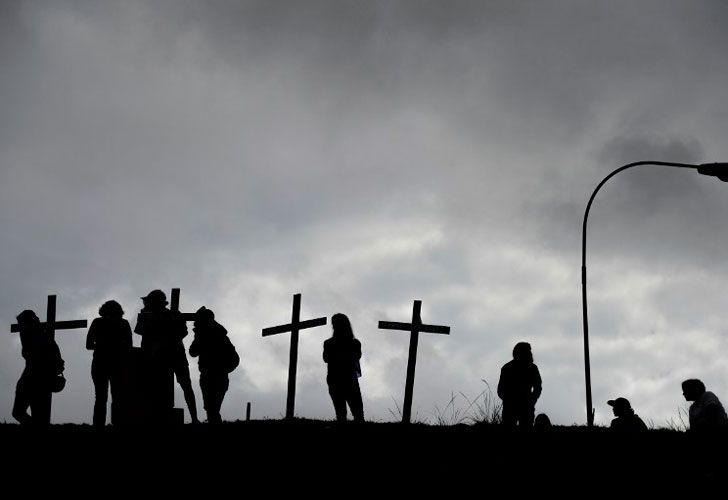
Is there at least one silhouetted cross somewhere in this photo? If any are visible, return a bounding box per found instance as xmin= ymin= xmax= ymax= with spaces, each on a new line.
xmin=262 ymin=293 xmax=327 ymax=419
xmin=170 ymin=288 xmax=197 ymax=321
xmin=11 ymin=294 xmax=88 ymax=337
xmin=166 ymin=287 xmax=195 ymax=421
xmin=378 ymin=300 xmax=450 ymax=424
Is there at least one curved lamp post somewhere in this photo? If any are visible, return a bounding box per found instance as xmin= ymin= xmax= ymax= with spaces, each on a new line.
xmin=582 ymin=161 xmax=728 ymax=427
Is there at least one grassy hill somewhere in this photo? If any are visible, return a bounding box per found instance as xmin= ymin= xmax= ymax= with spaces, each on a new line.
xmin=2 ymin=419 xmax=723 ymax=493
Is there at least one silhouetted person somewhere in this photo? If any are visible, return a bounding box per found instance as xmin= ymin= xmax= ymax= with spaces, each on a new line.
xmin=607 ymin=397 xmax=648 ymax=432
xmin=189 ymin=306 xmax=238 ymax=424
xmin=681 ymin=379 xmax=728 ymax=432
xmin=12 ymin=310 xmax=65 ymax=426
xmin=86 ymin=300 xmax=133 ymax=427
xmin=323 ymin=313 xmax=364 ymax=422
xmin=534 ymin=413 xmax=552 ymax=432
xmin=497 ymin=342 xmax=542 ymax=428
xmin=134 ymin=290 xmax=199 ymax=424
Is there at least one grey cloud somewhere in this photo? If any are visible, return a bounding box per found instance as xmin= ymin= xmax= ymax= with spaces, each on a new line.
xmin=3 ymin=1 xmax=728 ymax=426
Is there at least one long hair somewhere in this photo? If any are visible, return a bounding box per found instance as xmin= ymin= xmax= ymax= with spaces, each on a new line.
xmin=331 ymin=313 xmax=354 ymax=340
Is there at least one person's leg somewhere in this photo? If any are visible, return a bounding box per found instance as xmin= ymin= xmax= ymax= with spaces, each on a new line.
xmin=31 ymin=388 xmax=52 ymax=427
xmin=12 ymin=373 xmax=32 ymax=425
xmin=523 ymin=404 xmax=536 ymax=428
xmin=175 ymin=363 xmax=199 ymax=423
xmin=109 ymin=362 xmax=124 ymax=426
xmin=207 ymin=373 xmax=229 ymax=425
xmin=501 ymin=402 xmax=517 ymax=428
xmin=328 ymin=378 xmax=347 ymax=422
xmin=348 ymin=379 xmax=364 ymax=422
xmin=92 ymin=359 xmax=109 ymax=427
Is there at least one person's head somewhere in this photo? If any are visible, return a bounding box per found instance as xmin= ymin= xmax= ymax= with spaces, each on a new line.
xmin=331 ymin=313 xmax=354 ymax=340
xmin=607 ymin=397 xmax=633 ymax=417
xmin=682 ymin=379 xmax=706 ymax=402
xmin=512 ymin=342 xmax=533 ymax=362
xmin=141 ymin=289 xmax=168 ymax=310
xmin=534 ymin=413 xmax=552 ymax=431
xmin=195 ymin=306 xmax=215 ymax=324
xmin=99 ymin=300 xmax=124 ymax=318
xmin=16 ymin=310 xmax=40 ymax=328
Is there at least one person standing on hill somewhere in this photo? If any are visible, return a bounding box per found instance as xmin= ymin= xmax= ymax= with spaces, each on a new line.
xmin=323 ymin=313 xmax=364 ymax=423
xmin=134 ymin=289 xmax=199 ymax=424
xmin=189 ymin=306 xmax=239 ymax=424
xmin=12 ymin=310 xmax=65 ymax=426
xmin=86 ymin=300 xmax=133 ymax=427
xmin=497 ymin=342 xmax=542 ymax=428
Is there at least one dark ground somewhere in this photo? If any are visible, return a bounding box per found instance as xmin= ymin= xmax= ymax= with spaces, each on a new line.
xmin=1 ymin=420 xmax=723 ymax=494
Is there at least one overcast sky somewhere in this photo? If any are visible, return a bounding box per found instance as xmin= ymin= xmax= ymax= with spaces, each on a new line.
xmin=2 ymin=0 xmax=728 ymax=427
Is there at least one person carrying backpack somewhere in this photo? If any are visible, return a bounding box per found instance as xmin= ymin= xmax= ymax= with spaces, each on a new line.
xmin=189 ymin=306 xmax=239 ymax=424
xmin=12 ymin=310 xmax=65 ymax=426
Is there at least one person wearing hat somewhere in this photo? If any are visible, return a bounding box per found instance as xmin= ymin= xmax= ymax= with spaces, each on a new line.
xmin=607 ymin=397 xmax=648 ymax=432
xmin=134 ymin=289 xmax=199 ymax=424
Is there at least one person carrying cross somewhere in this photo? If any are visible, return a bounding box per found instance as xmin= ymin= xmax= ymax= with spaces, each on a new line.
xmin=12 ymin=310 xmax=65 ymax=426
xmin=134 ymin=290 xmax=199 ymax=424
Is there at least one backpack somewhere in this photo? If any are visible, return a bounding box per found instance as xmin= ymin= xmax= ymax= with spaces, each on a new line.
xmin=222 ymin=337 xmax=240 ymax=374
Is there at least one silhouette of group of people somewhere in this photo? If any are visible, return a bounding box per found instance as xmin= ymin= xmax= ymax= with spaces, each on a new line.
xmin=497 ymin=341 xmax=728 ymax=432
xmin=13 ymin=296 xmax=728 ymax=430
xmin=13 ymin=290 xmax=239 ymax=427
xmin=12 ymin=293 xmax=365 ymax=426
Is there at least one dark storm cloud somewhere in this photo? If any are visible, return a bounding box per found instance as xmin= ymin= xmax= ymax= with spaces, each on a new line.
xmin=3 ymin=0 xmax=728 ymax=425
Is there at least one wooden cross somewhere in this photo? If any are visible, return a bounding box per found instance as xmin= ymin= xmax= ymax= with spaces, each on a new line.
xmin=262 ymin=293 xmax=327 ymax=419
xmin=169 ymin=288 xmax=197 ymax=321
xmin=166 ymin=287 xmax=195 ymax=423
xmin=11 ymin=294 xmax=88 ymax=337
xmin=378 ymin=300 xmax=450 ymax=424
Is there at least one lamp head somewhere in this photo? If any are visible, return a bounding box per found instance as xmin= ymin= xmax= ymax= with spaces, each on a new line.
xmin=697 ymin=163 xmax=728 ymax=182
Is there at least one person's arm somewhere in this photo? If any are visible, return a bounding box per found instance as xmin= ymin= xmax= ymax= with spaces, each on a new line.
xmin=323 ymin=340 xmax=330 ymax=364
xmin=189 ymin=332 xmax=200 ymax=357
xmin=20 ymin=330 xmax=30 ymax=360
xmin=497 ymin=366 xmax=507 ymax=401
xmin=353 ymin=339 xmax=362 ymax=361
xmin=122 ymin=320 xmax=133 ymax=348
xmin=133 ymin=312 xmax=145 ymax=336
xmin=532 ymin=365 xmax=543 ymax=402
xmin=177 ymin=314 xmax=189 ymax=340
xmin=86 ymin=319 xmax=98 ymax=351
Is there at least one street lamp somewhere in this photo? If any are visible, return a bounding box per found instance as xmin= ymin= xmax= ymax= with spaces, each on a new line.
xmin=582 ymin=161 xmax=728 ymax=427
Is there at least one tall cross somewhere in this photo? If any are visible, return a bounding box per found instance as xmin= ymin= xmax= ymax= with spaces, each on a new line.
xmin=11 ymin=294 xmax=88 ymax=337
xmin=169 ymin=288 xmax=197 ymax=321
xmin=378 ymin=300 xmax=450 ymax=424
xmin=167 ymin=287 xmax=195 ymax=423
xmin=262 ymin=293 xmax=327 ymax=419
